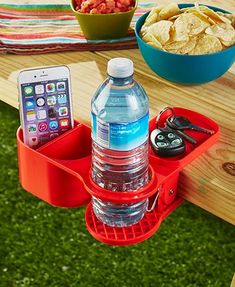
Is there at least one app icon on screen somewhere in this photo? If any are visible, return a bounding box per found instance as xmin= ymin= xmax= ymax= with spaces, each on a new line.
xmin=24 ymin=86 xmax=33 ymax=97
xmin=50 ymin=133 xmax=59 ymax=139
xmin=57 ymin=82 xmax=66 ymax=91
xmin=36 ymin=97 xmax=45 ymax=107
xmin=47 ymin=96 xmax=56 ymax=106
xmin=48 ymin=108 xmax=57 ymax=118
xmin=59 ymin=107 xmax=68 ymax=117
xmin=59 ymin=119 xmax=69 ymax=129
xmin=26 ymin=111 xmax=36 ymax=121
xmin=49 ymin=121 xmax=58 ymax=130
xmin=27 ymin=124 xmax=37 ymax=133
xmin=25 ymin=99 xmax=35 ymax=109
xmin=38 ymin=122 xmax=48 ymax=132
xmin=29 ymin=137 xmax=38 ymax=146
xmin=58 ymin=94 xmax=67 ymax=104
xmin=40 ymin=136 xmax=49 ymax=144
xmin=35 ymin=85 xmax=44 ymax=94
xmin=37 ymin=110 xmax=47 ymax=120
xmin=46 ymin=83 xmax=55 ymax=93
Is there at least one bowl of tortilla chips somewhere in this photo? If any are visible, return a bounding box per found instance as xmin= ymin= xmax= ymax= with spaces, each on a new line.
xmin=135 ymin=3 xmax=235 ymax=84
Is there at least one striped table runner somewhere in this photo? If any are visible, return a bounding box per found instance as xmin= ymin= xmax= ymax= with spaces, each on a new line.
xmin=0 ymin=3 xmax=154 ymax=54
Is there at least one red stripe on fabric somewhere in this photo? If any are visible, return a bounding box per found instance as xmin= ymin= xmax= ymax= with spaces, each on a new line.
xmin=0 ymin=33 xmax=86 ymax=40
xmin=0 ymin=9 xmax=74 ymax=16
xmin=0 ymin=14 xmax=75 ymax=20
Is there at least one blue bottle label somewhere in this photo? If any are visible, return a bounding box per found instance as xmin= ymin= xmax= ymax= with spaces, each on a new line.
xmin=91 ymin=112 xmax=149 ymax=151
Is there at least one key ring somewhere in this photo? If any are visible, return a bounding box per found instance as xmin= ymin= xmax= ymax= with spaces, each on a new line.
xmin=156 ymin=107 xmax=175 ymax=128
xmin=150 ymin=107 xmax=186 ymax=157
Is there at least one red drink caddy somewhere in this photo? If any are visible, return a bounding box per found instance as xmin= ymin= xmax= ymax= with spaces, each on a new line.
xmin=17 ymin=107 xmax=219 ymax=246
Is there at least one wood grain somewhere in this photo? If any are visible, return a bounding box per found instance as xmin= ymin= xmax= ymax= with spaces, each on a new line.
xmin=0 ymin=0 xmax=234 ymax=224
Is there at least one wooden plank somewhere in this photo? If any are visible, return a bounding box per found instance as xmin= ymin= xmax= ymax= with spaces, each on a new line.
xmin=1 ymin=49 xmax=234 ymax=224
xmin=0 ymin=52 xmax=106 ymax=124
xmin=0 ymin=0 xmax=234 ymax=224
xmin=231 ymin=274 xmax=235 ymax=287
xmin=95 ymin=49 xmax=235 ymax=224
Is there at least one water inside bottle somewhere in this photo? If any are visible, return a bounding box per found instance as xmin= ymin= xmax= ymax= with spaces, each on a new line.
xmin=91 ymin=58 xmax=149 ymax=227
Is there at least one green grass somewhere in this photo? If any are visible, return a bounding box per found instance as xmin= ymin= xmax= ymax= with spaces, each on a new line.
xmin=0 ymin=100 xmax=234 ymax=287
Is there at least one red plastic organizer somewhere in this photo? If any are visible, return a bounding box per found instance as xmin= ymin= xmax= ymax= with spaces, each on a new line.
xmin=17 ymin=107 xmax=219 ymax=246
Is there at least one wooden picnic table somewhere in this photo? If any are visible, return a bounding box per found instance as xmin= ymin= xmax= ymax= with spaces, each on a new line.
xmin=0 ymin=0 xmax=234 ymax=225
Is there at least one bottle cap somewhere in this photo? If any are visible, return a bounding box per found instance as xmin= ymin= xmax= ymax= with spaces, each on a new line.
xmin=107 ymin=58 xmax=134 ymax=78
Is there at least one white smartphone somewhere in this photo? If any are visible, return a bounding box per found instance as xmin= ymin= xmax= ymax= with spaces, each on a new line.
xmin=18 ymin=65 xmax=74 ymax=148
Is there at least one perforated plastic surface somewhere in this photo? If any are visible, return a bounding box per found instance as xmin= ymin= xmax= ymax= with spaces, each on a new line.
xmin=85 ymin=197 xmax=183 ymax=245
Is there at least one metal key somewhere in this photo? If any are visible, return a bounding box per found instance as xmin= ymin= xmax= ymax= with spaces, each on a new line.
xmin=167 ymin=125 xmax=197 ymax=144
xmin=167 ymin=116 xmax=214 ymax=135
xmin=166 ymin=118 xmax=197 ymax=144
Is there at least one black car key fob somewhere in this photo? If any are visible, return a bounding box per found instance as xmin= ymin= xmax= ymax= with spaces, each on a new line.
xmin=150 ymin=128 xmax=185 ymax=157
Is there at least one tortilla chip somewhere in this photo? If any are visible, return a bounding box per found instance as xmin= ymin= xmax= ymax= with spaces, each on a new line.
xmin=190 ymin=34 xmax=223 ymax=54
xmin=205 ymin=23 xmax=235 ymax=47
xmin=159 ymin=3 xmax=180 ymax=20
xmin=145 ymin=6 xmax=163 ymax=26
xmin=147 ymin=20 xmax=173 ymax=44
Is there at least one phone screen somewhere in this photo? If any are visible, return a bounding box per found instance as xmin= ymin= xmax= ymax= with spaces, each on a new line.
xmin=20 ymin=78 xmax=73 ymax=148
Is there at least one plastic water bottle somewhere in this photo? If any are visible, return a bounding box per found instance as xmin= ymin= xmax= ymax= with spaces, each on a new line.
xmin=91 ymin=58 xmax=149 ymax=227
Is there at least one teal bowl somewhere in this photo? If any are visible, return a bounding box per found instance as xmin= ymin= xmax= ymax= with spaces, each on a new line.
xmin=135 ymin=4 xmax=235 ymax=85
